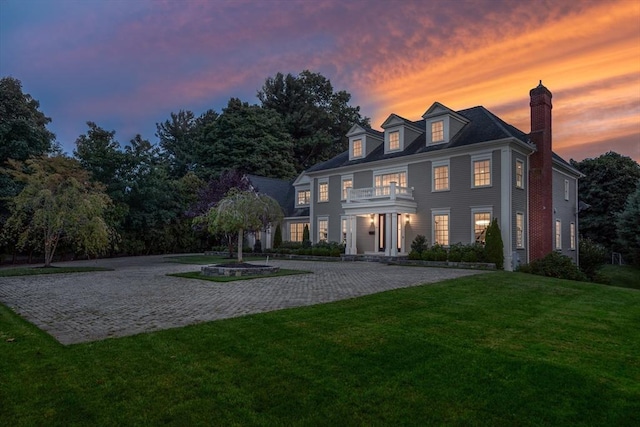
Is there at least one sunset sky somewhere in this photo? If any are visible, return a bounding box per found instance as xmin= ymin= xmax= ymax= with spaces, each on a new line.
xmin=1 ymin=0 xmax=639 ymax=163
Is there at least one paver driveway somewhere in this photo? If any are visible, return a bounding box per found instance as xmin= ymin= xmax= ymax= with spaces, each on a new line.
xmin=0 ymin=255 xmax=485 ymax=345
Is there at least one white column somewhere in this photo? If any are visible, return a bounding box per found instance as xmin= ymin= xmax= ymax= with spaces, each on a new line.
xmin=350 ymin=215 xmax=358 ymax=255
xmin=391 ymin=213 xmax=398 ymax=256
xmin=385 ymin=213 xmax=392 ymax=256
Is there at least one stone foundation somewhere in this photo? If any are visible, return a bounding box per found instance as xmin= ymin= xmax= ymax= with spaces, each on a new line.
xmin=201 ymin=264 xmax=279 ymax=277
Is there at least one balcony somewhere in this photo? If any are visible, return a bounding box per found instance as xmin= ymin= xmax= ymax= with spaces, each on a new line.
xmin=347 ymin=182 xmax=414 ymax=203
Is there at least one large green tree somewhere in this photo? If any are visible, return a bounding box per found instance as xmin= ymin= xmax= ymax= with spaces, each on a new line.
xmin=2 ymin=156 xmax=112 ymax=266
xmin=571 ymin=152 xmax=640 ymax=251
xmin=615 ymin=181 xmax=640 ymax=266
xmin=258 ymin=70 xmax=369 ymax=171
xmin=195 ymin=189 xmax=283 ymax=262
xmin=197 ymin=98 xmax=296 ymax=180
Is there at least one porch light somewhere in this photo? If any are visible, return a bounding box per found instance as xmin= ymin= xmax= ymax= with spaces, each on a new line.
xmin=405 ymin=214 xmax=410 ymax=224
xmin=370 ymin=214 xmax=375 ymax=225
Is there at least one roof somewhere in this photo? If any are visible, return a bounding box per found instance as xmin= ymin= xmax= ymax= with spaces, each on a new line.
xmin=246 ymin=175 xmax=296 ymax=216
xmin=306 ymin=106 xmax=532 ymax=173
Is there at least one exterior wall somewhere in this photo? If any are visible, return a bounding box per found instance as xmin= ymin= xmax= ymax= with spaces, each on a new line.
xmin=552 ymin=168 xmax=579 ymax=262
xmin=313 ymin=175 xmax=346 ymax=243
xmin=512 ymin=151 xmax=529 ymax=266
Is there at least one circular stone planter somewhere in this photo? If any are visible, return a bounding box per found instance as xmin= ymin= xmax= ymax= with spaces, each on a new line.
xmin=201 ymin=263 xmax=279 ymax=277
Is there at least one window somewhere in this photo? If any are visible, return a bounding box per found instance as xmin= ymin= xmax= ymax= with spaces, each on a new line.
xmin=289 ymin=223 xmax=308 ymax=242
xmin=341 ymin=176 xmax=353 ymax=200
xmin=318 ymin=218 xmax=328 ymax=242
xmin=433 ymin=162 xmax=449 ymax=191
xmin=374 ymin=170 xmax=407 ymax=195
xmin=431 ymin=120 xmax=444 ymax=142
xmin=555 ymin=220 xmax=562 ymax=249
xmin=516 ymin=160 xmax=524 ymax=189
xmin=473 ymin=158 xmax=491 ymax=187
xmin=433 ymin=212 xmax=449 ymax=246
xmin=570 ymin=222 xmax=576 ymax=250
xmin=516 ymin=212 xmax=524 ymax=248
xmin=564 ymin=179 xmax=570 ymax=201
xmin=473 ymin=212 xmax=491 ymax=244
xmin=389 ymin=131 xmax=400 ymax=150
xmin=352 ymin=139 xmax=362 ymax=157
xmin=341 ymin=217 xmax=347 ymax=244
xmin=297 ymin=189 xmax=310 ymax=206
xmin=318 ymin=180 xmax=329 ymax=202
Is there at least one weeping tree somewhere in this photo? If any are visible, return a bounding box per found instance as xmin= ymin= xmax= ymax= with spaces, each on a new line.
xmin=195 ymin=189 xmax=283 ymax=262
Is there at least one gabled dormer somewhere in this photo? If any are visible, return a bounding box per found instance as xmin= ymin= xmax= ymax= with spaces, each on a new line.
xmin=380 ymin=114 xmax=423 ymax=154
xmin=422 ymin=102 xmax=469 ymax=145
xmin=346 ymin=124 xmax=383 ymax=161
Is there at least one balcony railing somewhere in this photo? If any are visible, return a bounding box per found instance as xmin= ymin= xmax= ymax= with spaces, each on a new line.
xmin=347 ymin=182 xmax=413 ymax=202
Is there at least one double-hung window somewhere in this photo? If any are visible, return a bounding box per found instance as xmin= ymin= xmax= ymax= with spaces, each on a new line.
xmin=555 ymin=220 xmax=562 ymax=249
xmin=389 ymin=131 xmax=400 ymax=150
xmin=432 ymin=210 xmax=450 ymax=246
xmin=317 ymin=217 xmax=328 ymax=242
xmin=473 ymin=212 xmax=491 ymax=244
xmin=297 ymin=189 xmax=310 ymax=206
xmin=431 ymin=120 xmax=444 ymax=143
xmin=318 ymin=179 xmax=329 ymax=202
xmin=516 ymin=212 xmax=524 ymax=248
xmin=289 ymin=223 xmax=309 ymax=242
xmin=570 ymin=222 xmax=576 ymax=250
xmin=352 ymin=139 xmax=362 ymax=158
xmin=374 ymin=170 xmax=407 ymax=196
xmin=341 ymin=176 xmax=353 ymax=200
xmin=516 ymin=160 xmax=524 ymax=189
xmin=472 ymin=155 xmax=492 ymax=188
xmin=432 ymin=160 xmax=449 ymax=191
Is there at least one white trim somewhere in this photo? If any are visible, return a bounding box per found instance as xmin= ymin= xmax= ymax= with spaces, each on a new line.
xmin=515 ymin=159 xmax=525 ymax=189
xmin=471 ymin=153 xmax=493 ymax=188
xmin=432 ymin=159 xmax=450 ymax=192
xmin=500 ymin=148 xmax=512 ymax=270
xmin=349 ymin=137 xmax=364 ymax=160
xmin=385 ymin=128 xmax=403 ymax=153
xmin=431 ymin=208 xmax=451 ymax=247
xmin=564 ymin=179 xmax=570 ymax=201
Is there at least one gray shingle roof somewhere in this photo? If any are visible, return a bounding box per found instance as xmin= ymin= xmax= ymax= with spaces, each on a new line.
xmin=246 ymin=175 xmax=296 ymax=216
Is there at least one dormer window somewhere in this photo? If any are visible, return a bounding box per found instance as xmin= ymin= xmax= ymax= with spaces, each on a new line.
xmin=296 ymin=189 xmax=310 ymax=206
xmin=352 ymin=139 xmax=362 ymax=158
xmin=431 ymin=121 xmax=444 ymax=142
xmin=389 ymin=131 xmax=400 ymax=150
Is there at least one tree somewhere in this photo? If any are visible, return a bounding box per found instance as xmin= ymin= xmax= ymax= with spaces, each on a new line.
xmin=302 ymin=224 xmax=310 ymax=248
xmin=258 ymin=70 xmax=369 ymax=171
xmin=195 ymin=189 xmax=283 ymax=262
xmin=197 ymin=98 xmax=296 ymax=180
xmin=616 ymin=182 xmax=640 ymax=266
xmin=0 ymin=77 xmax=56 ymax=239
xmin=273 ymin=224 xmax=282 ymax=249
xmin=485 ymin=218 xmax=504 ymax=270
xmin=571 ymin=152 xmax=640 ymax=251
xmin=2 ymin=156 xmax=112 ymax=266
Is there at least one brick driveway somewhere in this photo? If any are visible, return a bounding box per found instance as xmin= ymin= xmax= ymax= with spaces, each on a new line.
xmin=0 ymin=255 xmax=484 ymax=345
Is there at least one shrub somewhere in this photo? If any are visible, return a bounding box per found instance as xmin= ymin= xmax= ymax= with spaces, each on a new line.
xmin=302 ymin=225 xmax=311 ymax=248
xmin=519 ymin=251 xmax=587 ymax=281
xmin=253 ymin=239 xmax=262 ymax=253
xmin=410 ymin=235 xmax=428 ymax=255
xmin=579 ymin=238 xmax=607 ymax=281
xmin=448 ymin=243 xmax=464 ymax=262
xmin=273 ymin=224 xmax=282 ymax=249
xmin=423 ymin=244 xmax=447 ymax=261
xmin=485 ymin=218 xmax=504 ymax=269
xmin=408 ymin=250 xmax=422 ymax=260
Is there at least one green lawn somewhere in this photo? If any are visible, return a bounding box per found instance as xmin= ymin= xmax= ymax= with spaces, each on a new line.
xmin=599 ymin=264 xmax=640 ymax=289
xmin=1 ymin=272 xmax=639 ymax=425
xmin=0 ymin=266 xmax=112 ymax=277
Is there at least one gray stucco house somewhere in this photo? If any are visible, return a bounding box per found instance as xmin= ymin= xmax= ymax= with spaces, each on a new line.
xmin=256 ymin=82 xmax=582 ymax=271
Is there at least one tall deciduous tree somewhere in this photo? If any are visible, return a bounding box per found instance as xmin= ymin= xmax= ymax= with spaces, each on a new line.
xmin=198 ymin=98 xmax=296 ymax=180
xmin=615 ymin=182 xmax=640 ymax=266
xmin=258 ymin=70 xmax=369 ymax=171
xmin=195 ymin=189 xmax=283 ymax=262
xmin=2 ymin=156 xmax=112 ymax=266
xmin=571 ymin=152 xmax=640 ymax=251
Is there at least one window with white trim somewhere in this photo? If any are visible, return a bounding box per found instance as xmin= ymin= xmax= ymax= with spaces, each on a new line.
xmin=555 ymin=220 xmax=562 ymax=249
xmin=516 ymin=212 xmax=524 ymax=248
xmin=564 ymin=179 xmax=570 ymax=201
xmin=389 ymin=131 xmax=400 ymax=150
xmin=570 ymin=222 xmax=576 ymax=250
xmin=473 ymin=212 xmax=491 ymax=244
xmin=432 ymin=161 xmax=449 ymax=191
xmin=431 ymin=120 xmax=444 ymax=143
xmin=516 ymin=160 xmax=524 ymax=189
xmin=433 ymin=211 xmax=449 ymax=246
xmin=317 ymin=217 xmax=328 ymax=242
xmin=374 ymin=170 xmax=407 ymax=195
xmin=352 ymin=139 xmax=362 ymax=158
xmin=289 ymin=223 xmax=309 ymax=243
xmin=472 ymin=158 xmax=491 ymax=187
xmin=341 ymin=176 xmax=353 ymax=200
xmin=318 ymin=179 xmax=329 ymax=202
xmin=296 ymin=189 xmax=310 ymax=206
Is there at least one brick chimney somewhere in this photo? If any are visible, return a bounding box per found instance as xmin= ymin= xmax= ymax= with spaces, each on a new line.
xmin=528 ymin=81 xmax=553 ymax=261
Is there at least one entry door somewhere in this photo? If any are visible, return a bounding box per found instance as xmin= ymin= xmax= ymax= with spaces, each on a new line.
xmin=378 ymin=213 xmax=386 ymax=252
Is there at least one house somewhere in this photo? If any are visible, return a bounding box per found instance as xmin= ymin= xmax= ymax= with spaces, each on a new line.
xmin=259 ymin=82 xmax=582 ymax=271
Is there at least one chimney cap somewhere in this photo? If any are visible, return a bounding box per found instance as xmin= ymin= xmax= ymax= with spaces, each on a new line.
xmin=530 ymin=80 xmax=552 ymax=98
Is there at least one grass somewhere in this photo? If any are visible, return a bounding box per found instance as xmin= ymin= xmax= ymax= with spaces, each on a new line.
xmin=168 ymin=269 xmax=311 ymax=282
xmin=598 ymin=264 xmax=640 ymax=290
xmin=0 ymin=266 xmax=112 ymax=277
xmin=1 ymin=272 xmax=639 ymax=425
xmin=164 ymin=254 xmax=267 ymax=264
